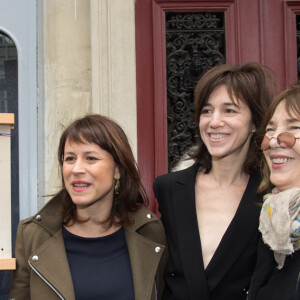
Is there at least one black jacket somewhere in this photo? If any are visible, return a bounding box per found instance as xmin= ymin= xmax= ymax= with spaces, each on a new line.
xmin=153 ymin=164 xmax=262 ymax=300
xmin=248 ymin=237 xmax=300 ymax=300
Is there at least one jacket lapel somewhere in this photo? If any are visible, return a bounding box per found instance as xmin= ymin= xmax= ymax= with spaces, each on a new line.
xmin=125 ymin=224 xmax=165 ymax=300
xmin=205 ymin=171 xmax=262 ymax=292
xmin=28 ymin=229 xmax=75 ymax=300
xmin=172 ymin=164 xmax=210 ymax=300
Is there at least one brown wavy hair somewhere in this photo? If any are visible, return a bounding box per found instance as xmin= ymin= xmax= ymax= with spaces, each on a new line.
xmin=189 ymin=62 xmax=277 ymax=174
xmin=58 ymin=114 xmax=148 ymax=226
xmin=258 ymin=84 xmax=300 ymax=193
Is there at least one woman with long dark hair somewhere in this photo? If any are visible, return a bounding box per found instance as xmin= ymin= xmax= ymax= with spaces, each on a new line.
xmin=154 ymin=63 xmax=276 ymax=300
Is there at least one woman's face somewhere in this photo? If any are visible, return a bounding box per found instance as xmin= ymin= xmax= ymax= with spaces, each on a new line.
xmin=63 ymin=139 xmax=120 ymax=211
xmin=263 ymin=101 xmax=300 ymax=191
xmin=199 ymin=85 xmax=255 ymax=162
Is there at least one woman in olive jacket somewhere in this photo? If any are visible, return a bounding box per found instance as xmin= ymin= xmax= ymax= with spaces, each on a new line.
xmin=9 ymin=115 xmax=167 ymax=300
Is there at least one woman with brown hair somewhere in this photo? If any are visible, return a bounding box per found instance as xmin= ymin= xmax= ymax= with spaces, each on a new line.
xmin=153 ymin=62 xmax=276 ymax=300
xmin=9 ymin=114 xmax=167 ymax=300
xmin=248 ymin=84 xmax=300 ymax=300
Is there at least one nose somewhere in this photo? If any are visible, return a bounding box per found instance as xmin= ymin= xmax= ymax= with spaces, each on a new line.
xmin=268 ymin=133 xmax=280 ymax=149
xmin=209 ymin=111 xmax=224 ymax=128
xmin=72 ymin=158 xmax=86 ymax=174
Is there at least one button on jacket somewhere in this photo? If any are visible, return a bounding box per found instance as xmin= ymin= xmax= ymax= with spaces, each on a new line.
xmin=9 ymin=192 xmax=167 ymax=300
xmin=153 ymin=163 xmax=262 ymax=300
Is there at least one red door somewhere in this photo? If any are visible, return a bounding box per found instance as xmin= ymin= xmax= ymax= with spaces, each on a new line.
xmin=135 ymin=0 xmax=300 ymax=212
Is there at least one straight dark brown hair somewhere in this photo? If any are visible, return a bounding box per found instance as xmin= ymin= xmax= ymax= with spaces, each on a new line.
xmin=58 ymin=114 xmax=148 ymax=227
xmin=189 ymin=62 xmax=276 ymax=174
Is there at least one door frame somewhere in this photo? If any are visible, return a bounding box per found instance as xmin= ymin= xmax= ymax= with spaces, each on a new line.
xmin=135 ymin=0 xmax=298 ymax=211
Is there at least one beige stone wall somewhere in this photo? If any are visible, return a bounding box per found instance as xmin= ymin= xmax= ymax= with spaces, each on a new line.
xmin=42 ymin=0 xmax=137 ymax=203
xmin=90 ymin=0 xmax=137 ymax=157
xmin=43 ymin=0 xmax=92 ymax=197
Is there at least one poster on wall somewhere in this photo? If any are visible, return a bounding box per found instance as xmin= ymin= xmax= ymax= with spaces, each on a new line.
xmin=0 ymin=113 xmax=15 ymax=270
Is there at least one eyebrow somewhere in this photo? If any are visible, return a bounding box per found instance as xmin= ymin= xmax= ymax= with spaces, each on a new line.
xmin=267 ymin=118 xmax=300 ymax=126
xmin=204 ymin=102 xmax=239 ymax=107
xmin=64 ymin=151 xmax=99 ymax=155
xmin=286 ymin=117 xmax=300 ymax=123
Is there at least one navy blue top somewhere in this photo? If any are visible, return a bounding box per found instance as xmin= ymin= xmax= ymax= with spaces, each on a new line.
xmin=63 ymin=226 xmax=135 ymax=300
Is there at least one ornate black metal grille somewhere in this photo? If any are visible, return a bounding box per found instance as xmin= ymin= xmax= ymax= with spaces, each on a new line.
xmin=166 ymin=12 xmax=226 ymax=171
xmin=297 ymin=15 xmax=300 ymax=81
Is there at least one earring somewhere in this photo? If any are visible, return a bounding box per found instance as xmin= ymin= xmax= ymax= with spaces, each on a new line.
xmin=114 ymin=179 xmax=120 ymax=195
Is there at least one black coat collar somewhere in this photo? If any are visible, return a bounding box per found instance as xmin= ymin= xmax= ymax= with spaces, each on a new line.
xmin=171 ymin=164 xmax=261 ymax=297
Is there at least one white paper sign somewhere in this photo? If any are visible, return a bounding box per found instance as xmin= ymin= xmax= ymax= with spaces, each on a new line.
xmin=0 ymin=124 xmax=12 ymax=259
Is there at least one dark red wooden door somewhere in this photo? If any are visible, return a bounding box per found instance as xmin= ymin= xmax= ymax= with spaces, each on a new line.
xmin=135 ymin=0 xmax=300 ymax=212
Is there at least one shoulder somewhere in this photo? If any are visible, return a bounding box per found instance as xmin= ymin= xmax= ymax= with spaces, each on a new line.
xmin=14 ymin=216 xmax=57 ymax=261
xmin=127 ymin=206 xmax=166 ymax=246
xmin=154 ymin=163 xmax=199 ymax=189
xmin=16 ymin=192 xmax=64 ymax=241
xmin=153 ymin=164 xmax=199 ymax=208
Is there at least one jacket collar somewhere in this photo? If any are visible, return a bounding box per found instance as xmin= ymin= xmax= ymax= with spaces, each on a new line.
xmin=171 ymin=165 xmax=261 ymax=297
xmin=25 ymin=190 xmax=65 ymax=235
xmin=173 ymin=163 xmax=200 ymax=185
xmin=27 ymin=191 xmax=161 ymax=234
xmin=125 ymin=207 xmax=165 ymax=300
xmin=26 ymin=193 xmax=165 ymax=300
xmin=171 ymin=163 xmax=209 ymax=299
xmin=28 ymin=228 xmax=76 ymax=300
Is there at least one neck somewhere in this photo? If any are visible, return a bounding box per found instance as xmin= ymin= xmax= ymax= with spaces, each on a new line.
xmin=65 ymin=221 xmax=121 ymax=238
xmin=208 ymin=138 xmax=251 ymax=186
xmin=66 ymin=200 xmax=118 ymax=237
xmin=208 ymin=158 xmax=249 ymax=187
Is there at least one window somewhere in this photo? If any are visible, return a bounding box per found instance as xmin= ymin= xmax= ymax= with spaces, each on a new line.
xmin=0 ymin=31 xmax=18 ymax=300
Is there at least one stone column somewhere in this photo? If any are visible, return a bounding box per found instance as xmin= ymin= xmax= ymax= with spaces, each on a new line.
xmin=90 ymin=0 xmax=137 ymax=157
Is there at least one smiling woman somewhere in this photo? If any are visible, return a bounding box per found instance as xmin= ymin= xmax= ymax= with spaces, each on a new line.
xmin=199 ymin=85 xmax=254 ymax=161
xmin=248 ymin=84 xmax=300 ymax=300
xmin=154 ymin=62 xmax=277 ymax=300
xmin=9 ymin=114 xmax=167 ymax=300
xmin=62 ymin=140 xmax=120 ymax=228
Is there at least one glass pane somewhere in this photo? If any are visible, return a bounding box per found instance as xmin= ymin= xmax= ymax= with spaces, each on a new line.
xmin=0 ymin=32 xmax=18 ymax=300
xmin=166 ymin=12 xmax=226 ymax=171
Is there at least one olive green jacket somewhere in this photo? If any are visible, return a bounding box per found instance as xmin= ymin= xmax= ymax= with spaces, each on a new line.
xmin=9 ymin=193 xmax=167 ymax=300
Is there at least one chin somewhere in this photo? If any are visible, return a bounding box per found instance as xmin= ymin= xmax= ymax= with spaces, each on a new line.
xmin=209 ymin=150 xmax=228 ymax=158
xmin=270 ymin=180 xmax=291 ymax=191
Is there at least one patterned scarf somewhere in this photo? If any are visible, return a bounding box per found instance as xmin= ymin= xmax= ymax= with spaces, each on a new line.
xmin=259 ymin=187 xmax=300 ymax=269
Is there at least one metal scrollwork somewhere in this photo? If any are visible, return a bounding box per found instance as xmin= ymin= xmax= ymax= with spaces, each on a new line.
xmin=166 ymin=12 xmax=226 ymax=171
